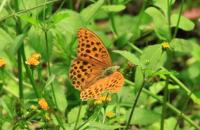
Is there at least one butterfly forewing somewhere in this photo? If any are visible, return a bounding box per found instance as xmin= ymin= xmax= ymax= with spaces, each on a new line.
xmin=69 ymin=59 xmax=102 ymax=90
xmin=77 ymin=28 xmax=112 ymax=67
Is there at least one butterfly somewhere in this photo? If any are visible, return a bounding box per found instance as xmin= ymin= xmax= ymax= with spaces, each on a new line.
xmin=69 ymin=28 xmax=124 ymax=101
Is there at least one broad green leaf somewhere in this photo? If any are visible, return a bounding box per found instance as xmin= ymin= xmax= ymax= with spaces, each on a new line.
xmin=53 ymin=10 xmax=83 ymax=36
xmin=148 ymin=117 xmax=177 ymax=130
xmin=68 ymin=105 xmax=87 ymax=123
xmin=130 ymin=108 xmax=160 ymax=125
xmin=113 ymin=50 xmax=140 ymax=65
xmin=140 ymin=44 xmax=163 ymax=72
xmin=50 ymin=11 xmax=70 ymax=24
xmin=55 ymin=84 xmax=67 ymax=112
xmin=102 ymin=5 xmax=125 ymax=12
xmin=20 ymin=15 xmax=39 ymax=26
xmin=115 ymin=33 xmax=133 ymax=48
xmin=0 ymin=28 xmax=14 ymax=51
xmin=171 ymin=14 xmax=194 ymax=31
xmin=170 ymin=38 xmax=193 ymax=53
xmin=134 ymin=66 xmax=144 ymax=93
xmin=145 ymin=7 xmax=170 ymax=40
xmin=154 ymin=0 xmax=175 ymax=16
xmin=80 ymin=0 xmax=104 ymax=23
xmin=192 ymin=43 xmax=200 ymax=61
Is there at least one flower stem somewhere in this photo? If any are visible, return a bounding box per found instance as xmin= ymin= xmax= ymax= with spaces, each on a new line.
xmin=161 ymin=77 xmax=169 ymax=130
xmin=44 ymin=30 xmax=58 ymax=108
xmin=167 ymin=0 xmax=172 ymax=41
xmin=14 ymin=0 xmax=24 ymax=102
xmin=125 ymin=80 xmax=145 ymax=130
xmin=173 ymin=0 xmax=184 ymax=38
xmin=74 ymin=101 xmax=83 ymax=130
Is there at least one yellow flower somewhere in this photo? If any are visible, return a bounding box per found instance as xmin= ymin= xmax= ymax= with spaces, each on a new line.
xmin=162 ymin=42 xmax=170 ymax=49
xmin=0 ymin=58 xmax=6 ymax=68
xmin=26 ymin=57 xmax=40 ymax=66
xmin=38 ymin=98 xmax=49 ymax=110
xmin=31 ymin=53 xmax=41 ymax=60
xmin=25 ymin=53 xmax=41 ymax=66
xmin=31 ymin=105 xmax=37 ymax=110
xmin=94 ymin=95 xmax=112 ymax=104
xmin=106 ymin=111 xmax=115 ymax=118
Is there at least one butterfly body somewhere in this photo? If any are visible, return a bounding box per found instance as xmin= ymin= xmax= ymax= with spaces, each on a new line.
xmin=69 ymin=28 xmax=124 ymax=101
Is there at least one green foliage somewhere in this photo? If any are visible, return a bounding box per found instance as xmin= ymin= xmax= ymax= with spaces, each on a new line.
xmin=0 ymin=0 xmax=200 ymax=129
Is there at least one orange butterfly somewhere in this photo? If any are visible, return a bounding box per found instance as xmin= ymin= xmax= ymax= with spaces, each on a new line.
xmin=69 ymin=28 xmax=124 ymax=101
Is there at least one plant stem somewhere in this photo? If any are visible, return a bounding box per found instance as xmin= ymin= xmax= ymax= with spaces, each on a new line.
xmin=74 ymin=101 xmax=83 ymax=130
xmin=174 ymin=90 xmax=193 ymax=130
xmin=0 ymin=0 xmax=60 ymax=22
xmin=173 ymin=0 xmax=184 ymax=38
xmin=125 ymin=80 xmax=145 ymax=130
xmin=110 ymin=13 xmax=118 ymax=37
xmin=17 ymin=48 xmax=23 ymax=100
xmin=167 ymin=0 xmax=172 ymax=41
xmin=14 ymin=0 xmax=24 ymax=102
xmin=0 ymin=0 xmax=8 ymax=14
xmin=125 ymin=79 xmax=200 ymax=129
xmin=44 ymin=30 xmax=58 ymax=108
xmin=161 ymin=77 xmax=169 ymax=130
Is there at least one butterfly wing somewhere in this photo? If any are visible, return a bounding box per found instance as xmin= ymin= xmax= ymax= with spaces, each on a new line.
xmin=77 ymin=28 xmax=112 ymax=67
xmin=80 ymin=71 xmax=124 ymax=101
xmin=69 ymin=59 xmax=103 ymax=90
xmin=105 ymin=71 xmax=124 ymax=93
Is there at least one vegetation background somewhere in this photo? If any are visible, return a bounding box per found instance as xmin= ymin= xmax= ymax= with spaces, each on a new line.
xmin=0 ymin=0 xmax=200 ymax=129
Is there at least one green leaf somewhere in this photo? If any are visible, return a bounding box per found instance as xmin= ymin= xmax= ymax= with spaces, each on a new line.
xmin=68 ymin=105 xmax=87 ymax=123
xmin=0 ymin=28 xmax=14 ymax=51
xmin=170 ymin=38 xmax=193 ymax=53
xmin=50 ymin=11 xmax=70 ymax=24
xmin=171 ymin=14 xmax=194 ymax=31
xmin=54 ymin=84 xmax=67 ymax=112
xmin=102 ymin=5 xmax=125 ymax=12
xmin=145 ymin=7 xmax=170 ymax=40
xmin=154 ymin=0 xmax=175 ymax=16
xmin=134 ymin=66 xmax=144 ymax=93
xmin=130 ymin=108 xmax=160 ymax=125
xmin=148 ymin=117 xmax=177 ymax=130
xmin=20 ymin=15 xmax=39 ymax=26
xmin=115 ymin=33 xmax=133 ymax=48
xmin=80 ymin=0 xmax=104 ymax=23
xmin=113 ymin=50 xmax=140 ymax=65
xmin=192 ymin=43 xmax=200 ymax=61
xmin=140 ymin=44 xmax=164 ymax=72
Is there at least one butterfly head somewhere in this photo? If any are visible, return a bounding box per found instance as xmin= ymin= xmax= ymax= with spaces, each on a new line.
xmin=103 ymin=66 xmax=120 ymax=76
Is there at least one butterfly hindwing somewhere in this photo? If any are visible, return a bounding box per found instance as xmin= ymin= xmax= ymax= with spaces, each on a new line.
xmin=80 ymin=71 xmax=124 ymax=100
